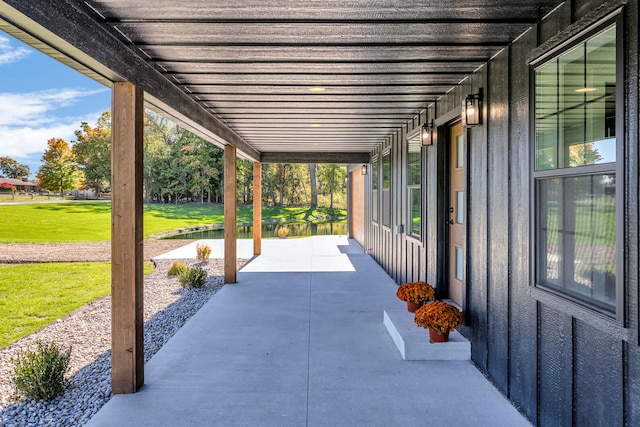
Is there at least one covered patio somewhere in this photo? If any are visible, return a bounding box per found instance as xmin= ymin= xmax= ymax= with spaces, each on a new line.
xmin=0 ymin=0 xmax=564 ymax=397
xmin=5 ymin=1 xmax=638 ymax=425
xmin=87 ymin=236 xmax=529 ymax=426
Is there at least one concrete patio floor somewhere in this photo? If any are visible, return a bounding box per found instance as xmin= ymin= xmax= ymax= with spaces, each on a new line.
xmin=87 ymin=236 xmax=531 ymax=427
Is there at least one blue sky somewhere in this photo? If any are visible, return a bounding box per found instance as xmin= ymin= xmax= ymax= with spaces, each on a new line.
xmin=0 ymin=31 xmax=110 ymax=179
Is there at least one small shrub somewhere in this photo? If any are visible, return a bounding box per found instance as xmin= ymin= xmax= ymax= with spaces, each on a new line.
xmin=167 ymin=261 xmax=187 ymax=276
xmin=11 ymin=341 xmax=73 ymax=401
xmin=178 ymin=266 xmax=207 ymax=288
xmin=0 ymin=182 xmax=15 ymax=193
xmin=277 ymin=225 xmax=289 ymax=238
xmin=196 ymin=243 xmax=212 ymax=262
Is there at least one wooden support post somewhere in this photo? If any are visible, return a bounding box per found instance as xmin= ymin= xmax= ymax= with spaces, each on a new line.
xmin=111 ymin=82 xmax=144 ymax=394
xmin=224 ymin=145 xmax=237 ymax=283
xmin=253 ymin=162 xmax=262 ymax=256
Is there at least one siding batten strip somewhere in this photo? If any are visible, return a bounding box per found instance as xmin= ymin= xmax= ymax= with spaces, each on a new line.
xmin=111 ymin=82 xmax=144 ymax=394
xmin=224 ymin=145 xmax=237 ymax=283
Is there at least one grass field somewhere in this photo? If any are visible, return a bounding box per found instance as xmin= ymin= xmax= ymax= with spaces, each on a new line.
xmin=0 ymin=201 xmax=344 ymax=347
xmin=0 ymin=261 xmax=154 ymax=347
xmin=0 ymin=202 xmax=346 ymax=243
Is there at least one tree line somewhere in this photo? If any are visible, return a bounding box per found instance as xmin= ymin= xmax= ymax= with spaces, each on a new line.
xmin=3 ymin=111 xmax=346 ymax=208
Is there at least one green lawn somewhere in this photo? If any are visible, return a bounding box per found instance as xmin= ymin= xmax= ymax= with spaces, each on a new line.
xmin=0 ymin=202 xmax=346 ymax=243
xmin=0 ymin=201 xmax=345 ymax=347
xmin=0 ymin=261 xmax=154 ymax=347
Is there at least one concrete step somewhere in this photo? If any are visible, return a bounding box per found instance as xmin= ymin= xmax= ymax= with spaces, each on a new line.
xmin=383 ymin=309 xmax=471 ymax=360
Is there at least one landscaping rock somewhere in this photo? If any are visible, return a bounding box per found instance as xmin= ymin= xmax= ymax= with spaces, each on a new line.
xmin=0 ymin=257 xmax=246 ymax=427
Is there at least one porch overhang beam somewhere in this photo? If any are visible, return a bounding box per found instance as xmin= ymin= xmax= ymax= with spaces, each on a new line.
xmin=261 ymin=152 xmax=370 ymax=164
xmin=0 ymin=0 xmax=260 ymax=162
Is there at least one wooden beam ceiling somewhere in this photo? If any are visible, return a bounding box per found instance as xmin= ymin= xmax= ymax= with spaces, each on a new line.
xmin=1 ymin=0 xmax=564 ymax=162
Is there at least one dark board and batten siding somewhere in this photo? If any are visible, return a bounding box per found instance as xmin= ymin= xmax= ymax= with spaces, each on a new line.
xmin=507 ymin=27 xmax=539 ymax=422
xmin=363 ymin=1 xmax=640 ymax=425
xmin=367 ymin=122 xmax=427 ymax=285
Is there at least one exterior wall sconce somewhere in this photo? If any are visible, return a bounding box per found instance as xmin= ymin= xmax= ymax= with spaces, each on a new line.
xmin=421 ymin=120 xmax=434 ymax=146
xmin=462 ymin=91 xmax=482 ymax=127
xmin=361 ymin=164 xmax=368 ymax=175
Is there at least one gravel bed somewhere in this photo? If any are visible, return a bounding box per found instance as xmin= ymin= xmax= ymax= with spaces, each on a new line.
xmin=0 ymin=241 xmax=192 ymax=263
xmin=0 ymin=258 xmax=246 ymax=427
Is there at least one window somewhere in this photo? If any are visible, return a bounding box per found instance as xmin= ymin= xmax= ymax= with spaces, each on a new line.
xmin=372 ymin=155 xmax=379 ymax=223
xmin=381 ymin=150 xmax=391 ymax=227
xmin=407 ymin=132 xmax=422 ymax=237
xmin=533 ymin=20 xmax=621 ymax=317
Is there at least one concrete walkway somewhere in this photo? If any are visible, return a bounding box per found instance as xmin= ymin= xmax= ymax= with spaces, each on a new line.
xmin=87 ymin=236 xmax=531 ymax=427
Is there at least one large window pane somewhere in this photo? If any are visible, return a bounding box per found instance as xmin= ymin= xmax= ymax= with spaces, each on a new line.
xmin=382 ymin=151 xmax=391 ymax=227
xmin=382 ymin=152 xmax=391 ymax=189
xmin=537 ymin=174 xmax=616 ymax=312
xmin=407 ymin=135 xmax=422 ymax=237
xmin=372 ymin=156 xmax=379 ymax=190
xmin=408 ymin=137 xmax=421 ymax=186
xmin=410 ymin=188 xmax=420 ymax=235
xmin=533 ymin=20 xmax=619 ymax=318
xmin=372 ymin=156 xmax=378 ymax=222
xmin=534 ymin=25 xmax=616 ymax=171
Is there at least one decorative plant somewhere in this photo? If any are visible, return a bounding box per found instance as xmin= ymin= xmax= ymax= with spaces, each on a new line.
xmin=178 ymin=266 xmax=207 ymax=288
xmin=11 ymin=341 xmax=73 ymax=401
xmin=395 ymin=281 xmax=435 ymax=304
xmin=0 ymin=182 xmax=15 ymax=193
xmin=167 ymin=261 xmax=188 ymax=276
xmin=277 ymin=225 xmax=290 ymax=238
xmin=196 ymin=243 xmax=212 ymax=262
xmin=414 ymin=301 xmax=464 ymax=333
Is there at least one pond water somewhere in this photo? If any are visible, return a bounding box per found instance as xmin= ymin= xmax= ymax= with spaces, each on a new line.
xmin=164 ymin=221 xmax=347 ymax=240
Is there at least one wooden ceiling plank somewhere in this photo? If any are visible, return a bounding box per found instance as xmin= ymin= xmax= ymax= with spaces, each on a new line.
xmin=260 ymin=152 xmax=370 ymax=164
xmin=90 ymin=0 xmax=562 ymax=23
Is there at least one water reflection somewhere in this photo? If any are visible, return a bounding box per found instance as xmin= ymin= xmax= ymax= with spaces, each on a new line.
xmin=165 ymin=221 xmax=347 ymax=240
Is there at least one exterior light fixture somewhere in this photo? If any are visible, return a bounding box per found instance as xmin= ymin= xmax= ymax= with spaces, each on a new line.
xmin=309 ymin=87 xmax=326 ymax=93
xmin=361 ymin=164 xmax=368 ymax=175
xmin=462 ymin=91 xmax=482 ymax=127
xmin=420 ymin=120 xmax=434 ymax=146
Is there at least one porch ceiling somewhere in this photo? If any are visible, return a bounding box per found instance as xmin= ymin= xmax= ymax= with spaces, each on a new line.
xmin=0 ymin=0 xmax=562 ymax=163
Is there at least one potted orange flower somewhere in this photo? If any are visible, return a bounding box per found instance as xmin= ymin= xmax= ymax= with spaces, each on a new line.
xmin=395 ymin=282 xmax=435 ymax=312
xmin=414 ymin=301 xmax=464 ymax=343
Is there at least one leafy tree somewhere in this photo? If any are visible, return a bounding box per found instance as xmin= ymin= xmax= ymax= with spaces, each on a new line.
xmin=73 ymin=111 xmax=111 ymax=195
xmin=236 ymin=159 xmax=253 ymax=204
xmin=262 ymin=164 xmax=278 ymax=206
xmin=0 ymin=156 xmax=30 ymax=179
xmin=318 ymin=164 xmax=346 ymax=208
xmin=569 ymin=142 xmax=603 ymax=167
xmin=309 ymin=163 xmax=318 ymax=208
xmin=143 ymin=111 xmax=223 ymax=204
xmin=178 ymin=131 xmax=222 ymax=204
xmin=283 ymin=164 xmax=309 ymax=206
xmin=36 ymin=138 xmax=81 ymax=195
xmin=276 ymin=163 xmax=288 ymax=206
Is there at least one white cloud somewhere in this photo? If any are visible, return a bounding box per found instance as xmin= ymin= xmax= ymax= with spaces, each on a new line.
xmin=0 ymin=88 xmax=107 ymax=127
xmin=0 ymin=88 xmax=109 ymax=168
xmin=0 ymin=35 xmax=31 ymax=65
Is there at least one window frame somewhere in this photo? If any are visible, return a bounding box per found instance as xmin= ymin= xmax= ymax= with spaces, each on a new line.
xmin=371 ymin=155 xmax=379 ymax=224
xmin=529 ymin=13 xmax=625 ymax=322
xmin=381 ymin=149 xmax=392 ymax=228
xmin=406 ymin=127 xmax=423 ymax=239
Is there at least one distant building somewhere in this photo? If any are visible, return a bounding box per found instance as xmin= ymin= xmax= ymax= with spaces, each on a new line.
xmin=0 ymin=177 xmax=39 ymax=192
